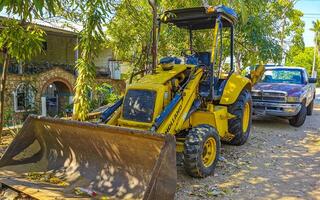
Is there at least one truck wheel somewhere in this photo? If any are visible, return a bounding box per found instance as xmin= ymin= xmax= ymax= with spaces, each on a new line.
xmin=307 ymin=99 xmax=314 ymax=116
xmin=227 ymin=89 xmax=252 ymax=146
xmin=183 ymin=125 xmax=221 ymax=178
xmin=289 ymin=104 xmax=307 ymax=127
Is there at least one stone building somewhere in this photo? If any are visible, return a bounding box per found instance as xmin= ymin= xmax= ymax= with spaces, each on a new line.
xmin=1 ymin=20 xmax=125 ymax=124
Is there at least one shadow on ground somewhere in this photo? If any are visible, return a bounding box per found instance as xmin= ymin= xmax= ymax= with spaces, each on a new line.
xmin=176 ymin=108 xmax=320 ymax=200
xmin=1 ymin=91 xmax=320 ymax=200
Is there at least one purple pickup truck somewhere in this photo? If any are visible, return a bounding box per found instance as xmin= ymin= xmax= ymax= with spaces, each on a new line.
xmin=252 ymin=66 xmax=317 ymax=127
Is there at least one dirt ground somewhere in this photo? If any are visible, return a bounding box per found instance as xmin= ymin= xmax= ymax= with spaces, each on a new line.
xmin=176 ymin=89 xmax=320 ymax=200
xmin=0 ymin=90 xmax=319 ymax=200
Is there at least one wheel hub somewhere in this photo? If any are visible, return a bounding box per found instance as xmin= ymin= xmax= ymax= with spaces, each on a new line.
xmin=202 ymin=137 xmax=216 ymax=167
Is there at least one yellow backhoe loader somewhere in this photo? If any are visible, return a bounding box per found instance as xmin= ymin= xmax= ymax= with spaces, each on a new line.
xmin=0 ymin=4 xmax=264 ymax=200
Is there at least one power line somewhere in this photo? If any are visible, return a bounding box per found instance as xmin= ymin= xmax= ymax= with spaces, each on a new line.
xmin=304 ymin=13 xmax=320 ymax=16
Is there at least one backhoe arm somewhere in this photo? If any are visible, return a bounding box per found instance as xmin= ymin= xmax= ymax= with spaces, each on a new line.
xmin=155 ymin=68 xmax=203 ymax=134
xmin=250 ymin=63 xmax=265 ymax=85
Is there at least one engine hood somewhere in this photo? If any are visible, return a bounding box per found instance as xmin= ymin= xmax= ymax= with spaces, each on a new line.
xmin=253 ymin=83 xmax=304 ymax=97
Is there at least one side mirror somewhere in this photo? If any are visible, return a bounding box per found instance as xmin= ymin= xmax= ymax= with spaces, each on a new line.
xmin=308 ymin=77 xmax=317 ymax=84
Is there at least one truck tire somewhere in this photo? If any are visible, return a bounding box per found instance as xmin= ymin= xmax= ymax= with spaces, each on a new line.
xmin=183 ymin=125 xmax=221 ymax=178
xmin=307 ymin=99 xmax=314 ymax=116
xmin=226 ymin=89 xmax=252 ymax=146
xmin=289 ymin=104 xmax=307 ymax=127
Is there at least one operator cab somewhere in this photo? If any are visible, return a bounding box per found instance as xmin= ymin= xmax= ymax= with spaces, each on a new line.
xmin=160 ymin=5 xmax=238 ymax=101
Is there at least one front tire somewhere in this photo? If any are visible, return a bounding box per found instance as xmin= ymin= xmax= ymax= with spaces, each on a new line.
xmin=226 ymin=89 xmax=252 ymax=146
xmin=183 ymin=125 xmax=221 ymax=178
xmin=289 ymin=104 xmax=307 ymax=127
xmin=307 ymin=99 xmax=314 ymax=116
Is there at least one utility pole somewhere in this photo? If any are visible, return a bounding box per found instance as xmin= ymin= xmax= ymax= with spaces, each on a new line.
xmin=312 ymin=31 xmax=318 ymax=78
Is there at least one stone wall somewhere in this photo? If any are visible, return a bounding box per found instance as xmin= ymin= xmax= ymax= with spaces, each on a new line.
xmin=0 ymin=24 xmax=125 ymax=125
xmin=96 ymin=78 xmax=126 ymax=94
xmin=3 ymin=67 xmax=125 ymax=125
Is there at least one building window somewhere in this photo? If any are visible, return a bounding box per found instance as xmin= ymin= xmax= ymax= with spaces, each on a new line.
xmin=13 ymin=83 xmax=36 ymax=112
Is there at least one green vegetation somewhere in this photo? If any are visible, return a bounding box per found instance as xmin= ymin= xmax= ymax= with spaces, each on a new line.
xmin=286 ymin=47 xmax=319 ymax=74
xmin=0 ymin=0 xmax=53 ymax=140
xmin=64 ymin=83 xmax=120 ymax=115
xmin=88 ymin=83 xmax=120 ymax=111
xmin=0 ymin=0 xmax=312 ymax=124
xmin=69 ymin=1 xmax=112 ymax=121
xmin=0 ymin=1 xmax=116 ymax=125
xmin=311 ymin=20 xmax=320 ymax=53
xmin=311 ymin=20 xmax=320 ymax=77
xmin=107 ymin=0 xmax=304 ymax=72
xmin=287 ymin=19 xmax=320 ymax=84
xmin=94 ymin=83 xmax=119 ymax=107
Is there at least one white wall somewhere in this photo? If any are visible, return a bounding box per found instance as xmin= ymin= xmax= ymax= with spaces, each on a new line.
xmin=94 ymin=48 xmax=113 ymax=68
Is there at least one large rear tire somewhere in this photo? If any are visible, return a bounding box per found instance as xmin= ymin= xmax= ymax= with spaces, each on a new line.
xmin=289 ymin=104 xmax=307 ymax=127
xmin=183 ymin=125 xmax=221 ymax=178
xmin=226 ymin=89 xmax=252 ymax=146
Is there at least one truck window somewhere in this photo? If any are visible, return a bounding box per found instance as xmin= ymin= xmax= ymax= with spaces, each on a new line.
xmin=261 ymin=69 xmax=303 ymax=84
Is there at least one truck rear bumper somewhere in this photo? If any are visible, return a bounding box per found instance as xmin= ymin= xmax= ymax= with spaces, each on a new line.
xmin=253 ymin=101 xmax=301 ymax=117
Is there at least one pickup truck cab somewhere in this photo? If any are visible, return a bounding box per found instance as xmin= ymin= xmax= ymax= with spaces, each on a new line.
xmin=252 ymin=66 xmax=317 ymax=127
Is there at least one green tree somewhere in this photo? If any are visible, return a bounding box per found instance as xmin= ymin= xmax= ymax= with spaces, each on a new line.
xmin=0 ymin=0 xmax=57 ymax=140
xmin=58 ymin=1 xmax=116 ymax=121
xmin=311 ymin=20 xmax=320 ymax=48
xmin=286 ymin=47 xmax=319 ymax=73
xmin=106 ymin=0 xmax=304 ymax=73
xmin=90 ymin=83 xmax=119 ymax=110
xmin=269 ymin=0 xmax=305 ymax=60
xmin=0 ymin=0 xmax=118 ymax=125
xmin=310 ymin=20 xmax=320 ymax=77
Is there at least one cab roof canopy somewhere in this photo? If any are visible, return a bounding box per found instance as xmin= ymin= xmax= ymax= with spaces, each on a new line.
xmin=161 ymin=5 xmax=237 ymax=30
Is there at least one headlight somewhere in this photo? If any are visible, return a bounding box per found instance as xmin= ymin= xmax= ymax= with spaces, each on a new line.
xmin=287 ymin=96 xmax=300 ymax=103
xmin=251 ymin=90 xmax=261 ymax=96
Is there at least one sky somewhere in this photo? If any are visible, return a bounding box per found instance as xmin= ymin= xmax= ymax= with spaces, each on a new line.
xmin=294 ymin=0 xmax=320 ymax=47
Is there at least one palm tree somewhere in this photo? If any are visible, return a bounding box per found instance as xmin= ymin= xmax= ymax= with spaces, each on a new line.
xmin=310 ymin=20 xmax=320 ymax=78
xmin=311 ymin=20 xmax=320 ymax=46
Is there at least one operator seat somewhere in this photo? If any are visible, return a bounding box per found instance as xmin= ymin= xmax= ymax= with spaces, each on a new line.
xmin=197 ymin=52 xmax=227 ymax=100
xmin=185 ymin=52 xmax=211 ymax=66
xmin=197 ymin=52 xmax=211 ymax=66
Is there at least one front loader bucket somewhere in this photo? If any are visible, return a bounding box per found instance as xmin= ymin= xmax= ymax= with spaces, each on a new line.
xmin=0 ymin=115 xmax=176 ymax=200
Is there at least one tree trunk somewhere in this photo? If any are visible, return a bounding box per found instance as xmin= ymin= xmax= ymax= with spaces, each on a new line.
xmin=149 ymin=0 xmax=157 ymax=74
xmin=235 ymin=53 xmax=242 ymax=72
xmin=0 ymin=50 xmax=10 ymax=141
xmin=280 ymin=14 xmax=286 ymax=65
